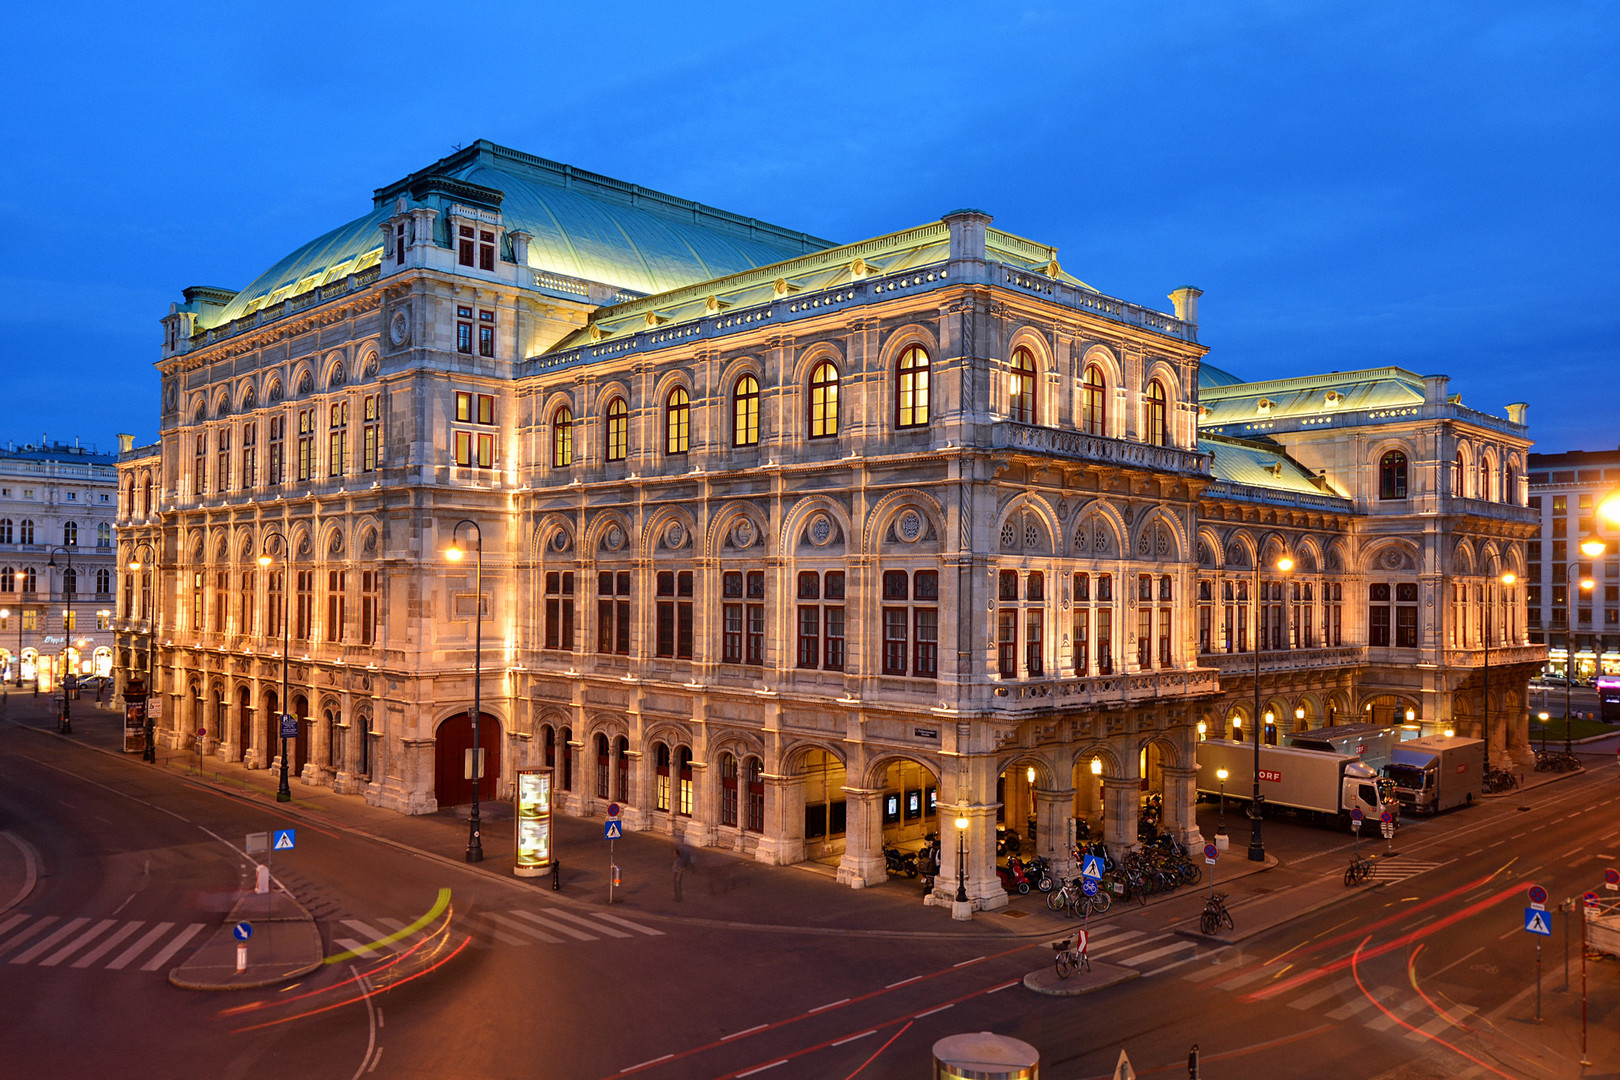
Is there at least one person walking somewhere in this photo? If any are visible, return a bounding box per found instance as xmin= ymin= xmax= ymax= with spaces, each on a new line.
xmin=672 ymin=846 xmax=690 ymax=901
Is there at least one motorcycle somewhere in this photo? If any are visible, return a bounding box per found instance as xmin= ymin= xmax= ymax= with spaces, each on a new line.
xmin=998 ymin=854 xmax=1036 ymax=895
xmin=1022 ymin=854 xmax=1056 ymax=893
xmin=883 ymin=843 xmax=918 ymax=878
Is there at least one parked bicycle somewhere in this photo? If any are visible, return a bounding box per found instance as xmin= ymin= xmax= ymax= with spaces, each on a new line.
xmin=1344 ymin=855 xmax=1375 ymax=886
xmin=1483 ymin=768 xmax=1519 ymax=793
xmin=1052 ymin=933 xmax=1090 ymax=979
xmin=1200 ymin=892 xmax=1235 ymax=936
xmin=1534 ymin=750 xmax=1581 ymax=773
xmin=1047 ymin=876 xmax=1112 ymax=918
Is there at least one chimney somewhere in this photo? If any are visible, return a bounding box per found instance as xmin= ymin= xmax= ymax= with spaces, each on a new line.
xmin=1505 ymin=402 xmax=1529 ymax=425
xmin=1168 ymin=286 xmax=1203 ymax=324
xmin=117 ymin=433 xmax=135 ymax=453
xmin=1422 ymin=374 xmax=1450 ymax=405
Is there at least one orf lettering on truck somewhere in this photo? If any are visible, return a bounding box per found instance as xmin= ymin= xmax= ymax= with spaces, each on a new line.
xmin=1258 ymin=769 xmax=1282 ymax=782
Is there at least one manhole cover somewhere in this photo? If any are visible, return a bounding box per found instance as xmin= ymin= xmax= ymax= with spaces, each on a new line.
xmin=1001 ymin=908 xmax=1031 ymax=919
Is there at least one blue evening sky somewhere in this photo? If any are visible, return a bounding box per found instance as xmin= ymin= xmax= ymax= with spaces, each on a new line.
xmin=1 ymin=1 xmax=1615 ymax=454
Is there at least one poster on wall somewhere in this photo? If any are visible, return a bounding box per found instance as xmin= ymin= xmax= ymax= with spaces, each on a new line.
xmin=514 ymin=767 xmax=553 ymax=877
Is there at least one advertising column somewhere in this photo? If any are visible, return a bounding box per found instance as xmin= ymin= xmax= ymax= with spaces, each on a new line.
xmin=515 ymin=767 xmax=553 ymax=877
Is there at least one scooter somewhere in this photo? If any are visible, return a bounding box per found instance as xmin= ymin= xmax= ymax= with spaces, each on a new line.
xmin=998 ymin=854 xmax=1035 ymax=895
xmin=883 ymin=843 xmax=918 ymax=878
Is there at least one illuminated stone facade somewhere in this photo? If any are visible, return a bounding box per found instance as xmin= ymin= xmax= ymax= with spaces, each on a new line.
xmin=116 ymin=141 xmax=1540 ymax=909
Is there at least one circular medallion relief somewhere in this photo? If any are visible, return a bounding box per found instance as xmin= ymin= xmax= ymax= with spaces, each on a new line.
xmin=898 ymin=510 xmax=924 ymax=543
xmin=604 ymin=525 xmax=624 ymax=552
xmin=808 ymin=514 xmax=833 ymax=546
xmin=665 ymin=522 xmax=687 ymax=550
xmin=732 ymin=519 xmax=755 ymax=549
xmin=551 ymin=530 xmax=570 ymax=552
xmin=388 ymin=309 xmax=410 ymax=347
xmin=1000 ymin=521 xmax=1018 ymax=550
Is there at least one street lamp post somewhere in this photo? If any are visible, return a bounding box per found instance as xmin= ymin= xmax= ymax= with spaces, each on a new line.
xmin=953 ymin=814 xmax=969 ymax=904
xmin=1564 ymin=538 xmax=1605 ymax=759
xmin=10 ymin=604 xmax=19 ymax=687
xmin=1250 ymin=549 xmax=1293 ymax=862
xmin=258 ymin=532 xmax=294 ymax=803
xmin=446 ymin=519 xmax=485 ymax=863
xmin=46 ymin=545 xmax=76 ymax=734
xmin=1215 ymin=767 xmax=1228 ymax=835
xmin=1480 ymin=557 xmax=1516 ymax=753
xmin=128 ymin=541 xmax=159 ymax=762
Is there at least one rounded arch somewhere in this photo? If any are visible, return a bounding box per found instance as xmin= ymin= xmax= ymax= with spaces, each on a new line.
xmin=1132 ymin=507 xmax=1186 ymax=563
xmin=355 ymin=345 xmax=381 ymax=379
xmin=705 ymin=500 xmax=771 ymax=559
xmin=1359 ymin=537 xmax=1421 ymax=575
xmin=1452 ymin=538 xmax=1478 ymax=576
xmin=1293 ymin=535 xmax=1324 ymax=573
xmin=1133 ymin=733 xmax=1183 ymax=769
xmin=289 ymin=360 xmax=316 ymax=398
xmin=235 ymin=378 xmax=258 ymax=413
xmin=717 ymin=354 xmax=764 ymax=396
xmin=323 ymin=351 xmax=349 ymax=389
xmin=1195 ymin=526 xmax=1224 ymax=569
xmin=188 ymin=394 xmax=207 ymax=423
xmin=877 ymin=323 xmax=942 ymax=371
xmin=263 ymin=376 xmax=285 ymax=404
xmin=1071 ymin=500 xmax=1127 ymax=559
xmin=1370 ymin=438 xmax=1415 ymax=499
xmin=353 ymin=515 xmax=382 ymax=559
xmin=1068 ymin=743 xmax=1127 ymax=778
xmin=212 ymin=389 xmax=233 ymax=418
xmin=584 ymin=509 xmax=635 ymax=557
xmin=640 ymin=504 xmax=699 ymax=559
xmin=539 ymin=387 xmax=578 ymax=423
xmin=859 ymin=751 xmax=943 ymax=791
xmin=781 ymin=739 xmax=848 ymax=775
xmin=433 ymin=706 xmax=504 ymax=806
xmin=1453 ymin=438 xmax=1475 ymax=498
xmin=780 ymin=494 xmax=855 ymax=555
xmin=708 ymin=730 xmax=768 ymax=765
xmin=992 ymin=493 xmax=1059 ymax=558
xmin=532 ymin=513 xmax=576 ymax=558
xmin=865 ymin=488 xmax=947 ymax=556
xmin=788 ymin=340 xmax=847 ymax=390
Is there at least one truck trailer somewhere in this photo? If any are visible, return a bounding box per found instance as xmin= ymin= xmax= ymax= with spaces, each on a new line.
xmin=1195 ymin=739 xmax=1396 ymax=829
xmin=1285 ymin=724 xmax=1401 ymax=772
xmin=1383 ymin=735 xmax=1485 ymax=814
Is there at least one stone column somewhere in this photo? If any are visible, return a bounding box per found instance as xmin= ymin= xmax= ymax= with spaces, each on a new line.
xmin=1102 ymin=777 xmax=1139 ymax=853
xmin=837 ymin=788 xmax=887 ymax=888
xmin=1034 ymin=786 xmax=1077 ymax=883
xmin=1160 ymin=765 xmax=1202 ymax=848
xmin=753 ymin=771 xmax=804 ymax=866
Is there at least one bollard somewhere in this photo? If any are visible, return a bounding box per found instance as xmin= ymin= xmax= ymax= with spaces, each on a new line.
xmin=236 ymin=944 xmax=247 ymax=974
xmin=256 ymin=864 xmax=271 ymax=895
xmin=551 ymin=860 xmax=561 ymax=891
xmin=1188 ymin=1044 xmax=1199 ymax=1079
xmin=932 ymin=1032 xmax=1038 ymax=1080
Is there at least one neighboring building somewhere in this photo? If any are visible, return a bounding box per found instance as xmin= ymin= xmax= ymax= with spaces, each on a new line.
xmin=116 ymin=140 xmax=1540 ymax=911
xmin=1525 ymin=448 xmax=1620 ymax=678
xmin=0 ymin=440 xmax=121 ymax=686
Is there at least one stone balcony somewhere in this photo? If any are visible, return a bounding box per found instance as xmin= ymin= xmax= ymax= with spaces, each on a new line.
xmin=1203 ymin=645 xmax=1367 ymax=677
xmin=990 ymin=422 xmax=1210 ymax=477
xmin=990 ymin=666 xmax=1220 ymax=709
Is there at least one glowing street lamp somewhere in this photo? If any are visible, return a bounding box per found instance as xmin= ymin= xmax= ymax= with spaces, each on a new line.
xmin=446 ymin=519 xmax=485 ymax=863
xmin=258 ymin=532 xmax=294 ymax=803
xmin=953 ymin=814 xmax=969 ymax=904
xmin=1215 ymin=767 xmax=1229 ymax=833
xmin=1250 ymin=551 xmax=1293 ymax=862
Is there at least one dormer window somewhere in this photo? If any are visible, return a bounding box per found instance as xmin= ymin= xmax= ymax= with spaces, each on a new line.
xmin=458 ymin=225 xmax=497 ymax=271
xmin=1256 ymin=397 xmax=1273 ymax=414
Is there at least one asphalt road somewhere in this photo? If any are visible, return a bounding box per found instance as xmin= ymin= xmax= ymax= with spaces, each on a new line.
xmin=1 ymin=706 xmax=1616 ymax=1080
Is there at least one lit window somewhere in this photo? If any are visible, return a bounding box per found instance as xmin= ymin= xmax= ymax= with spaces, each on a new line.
xmin=809 ymin=361 xmax=839 ymax=438
xmin=733 ymin=375 xmax=759 ymax=447
xmin=1145 ymin=381 xmax=1167 ymax=446
xmin=897 ymin=344 xmax=930 ymax=428
xmin=666 ymin=388 xmax=690 ymax=454
xmin=456 ymin=306 xmax=473 ymax=354
xmin=1082 ymin=364 xmax=1107 ymax=435
xmin=478 ymin=309 xmax=495 ymax=358
xmin=605 ymin=397 xmax=628 ymax=461
xmin=553 ymin=405 xmax=574 ymax=467
xmin=1009 ymin=347 xmax=1036 ymax=423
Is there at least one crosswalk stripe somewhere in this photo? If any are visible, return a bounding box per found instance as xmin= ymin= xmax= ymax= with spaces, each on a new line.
xmin=0 ymin=913 xmax=30 ymax=942
xmin=72 ymin=922 xmax=144 ymax=968
xmin=534 ymin=907 xmax=632 ymax=939
xmin=1365 ymin=996 xmax=1428 ymax=1031
xmin=335 ymin=937 xmax=387 ymax=959
xmin=1088 ymin=930 xmax=1150 ymax=958
xmin=108 ymin=923 xmax=173 ymax=970
xmin=11 ymin=918 xmax=90 ymax=965
xmin=1214 ymin=967 xmax=1273 ymax=991
xmin=1326 ymin=985 xmax=1397 ymax=1021
xmin=1117 ymin=940 xmax=1195 ymax=967
xmin=464 ymin=914 xmax=531 ymax=946
xmin=41 ymin=919 xmax=117 ymax=967
xmin=1182 ymin=957 xmax=1239 ymax=983
xmin=592 ymin=911 xmax=665 ymax=937
xmin=0 ymin=916 xmax=58 ymax=957
xmin=507 ymin=910 xmax=595 ymax=942
xmin=1406 ymin=1004 xmax=1476 ymax=1040
xmin=482 ymin=912 xmax=565 ymax=943
xmin=338 ymin=920 xmax=395 ymax=956
xmin=140 ymin=923 xmax=205 ymax=971
xmin=1289 ymin=979 xmax=1352 ymax=1011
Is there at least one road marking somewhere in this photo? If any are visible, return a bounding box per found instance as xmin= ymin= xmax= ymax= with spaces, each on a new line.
xmin=139 ymin=923 xmax=204 ymax=971
xmin=1184 ymin=960 xmax=1236 ymax=983
xmin=10 ymin=918 xmax=89 ymax=965
xmin=886 ymin=975 xmax=922 ymax=989
xmin=1289 ymin=978 xmax=1353 ymax=1011
xmin=1407 ymin=1004 xmax=1477 ymax=1039
xmin=537 ymin=907 xmax=633 ymax=939
xmin=1326 ymin=995 xmax=1378 ymax=1021
xmin=480 ymin=912 xmax=562 ymax=944
xmin=41 ymin=918 xmax=117 ymax=967
xmin=0 ymin=913 xmax=30 ymax=942
xmin=722 ymin=1024 xmax=769 ymax=1042
xmin=503 ymin=910 xmax=594 ymax=942
xmin=736 ymin=1060 xmax=788 ymax=1077
xmin=1365 ymin=995 xmax=1428 ymax=1031
xmin=107 ymin=922 xmax=173 ymax=970
xmin=463 ymin=915 xmax=532 ymax=946
xmin=831 ymin=1030 xmax=875 ymax=1047
xmin=338 ymin=920 xmax=395 ymax=956
xmin=71 ymin=921 xmax=143 ymax=968
xmin=808 ymin=998 xmax=849 ymax=1014
xmin=1118 ymin=940 xmax=1195 ymax=967
xmin=593 ymin=911 xmax=664 ymax=936
xmin=1466 ymin=849 xmax=1485 ymax=856
xmin=914 ymin=1004 xmax=954 ymax=1018
xmin=1215 ymin=967 xmax=1273 ymax=991
xmin=0 ymin=916 xmax=58 ymax=957
xmin=952 ymin=956 xmax=984 ymax=968
xmin=987 ymin=980 xmax=1019 ymax=993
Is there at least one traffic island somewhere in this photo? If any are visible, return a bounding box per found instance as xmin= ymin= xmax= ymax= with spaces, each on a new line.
xmin=1023 ymin=959 xmax=1138 ymax=997
xmin=169 ymin=891 xmax=324 ymax=991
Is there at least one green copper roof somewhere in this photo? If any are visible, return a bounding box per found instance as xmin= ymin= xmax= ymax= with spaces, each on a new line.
xmin=1197 ymin=367 xmax=1427 ymax=428
xmin=206 ymin=140 xmax=836 ymax=329
xmin=1199 ymin=435 xmax=1335 ymax=497
xmin=1199 ymin=362 xmax=1246 ymax=388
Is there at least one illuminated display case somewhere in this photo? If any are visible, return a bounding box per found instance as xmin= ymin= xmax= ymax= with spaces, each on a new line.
xmin=515 ymin=767 xmax=553 ymax=876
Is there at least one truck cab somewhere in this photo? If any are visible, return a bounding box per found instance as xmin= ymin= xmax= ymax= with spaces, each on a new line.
xmin=1342 ymin=761 xmax=1398 ymax=819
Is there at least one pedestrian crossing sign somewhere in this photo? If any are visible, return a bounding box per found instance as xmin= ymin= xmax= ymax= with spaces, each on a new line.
xmin=1081 ymin=855 xmax=1105 ymax=881
xmin=1523 ymin=908 xmax=1551 ymax=936
xmin=273 ymin=829 xmax=296 ymax=851
xmin=604 ymin=820 xmax=623 ymax=840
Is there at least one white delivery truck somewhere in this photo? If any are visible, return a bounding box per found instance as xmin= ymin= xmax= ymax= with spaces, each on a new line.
xmin=1285 ymin=724 xmax=1401 ymax=772
xmin=1195 ymin=739 xmax=1397 ymax=830
xmin=1382 ymin=735 xmax=1485 ymax=814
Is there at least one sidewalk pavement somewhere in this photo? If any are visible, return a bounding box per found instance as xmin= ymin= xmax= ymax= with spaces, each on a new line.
xmin=0 ymin=692 xmax=1609 ymax=991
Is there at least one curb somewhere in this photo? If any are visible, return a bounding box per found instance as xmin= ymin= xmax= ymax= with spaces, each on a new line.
xmin=1022 ymin=960 xmax=1139 ymax=997
xmin=0 ymin=831 xmax=39 ymax=914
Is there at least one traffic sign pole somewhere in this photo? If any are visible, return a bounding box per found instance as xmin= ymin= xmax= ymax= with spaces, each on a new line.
xmin=606 ymin=803 xmax=621 ymax=905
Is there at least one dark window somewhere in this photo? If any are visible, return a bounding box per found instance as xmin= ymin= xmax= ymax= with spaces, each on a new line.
xmin=597 ymin=571 xmax=631 ymax=654
xmin=458 ymin=225 xmax=475 ymax=267
xmin=655 ymin=570 xmax=694 ymax=659
xmin=545 ymin=571 xmax=575 ymax=650
xmin=1009 ymin=346 xmax=1036 ymax=423
xmin=456 ymin=305 xmax=473 ymax=354
xmin=478 ymin=309 xmax=495 ymax=357
xmin=1379 ymin=450 xmax=1409 ymax=499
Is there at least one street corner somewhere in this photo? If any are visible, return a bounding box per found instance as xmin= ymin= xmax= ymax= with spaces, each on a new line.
xmin=0 ymin=830 xmax=40 ymax=914
xmin=1022 ymin=959 xmax=1138 ymax=997
xmin=167 ymin=918 xmax=325 ymax=992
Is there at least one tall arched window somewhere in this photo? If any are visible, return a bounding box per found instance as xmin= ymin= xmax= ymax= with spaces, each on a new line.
xmin=809 ymin=361 xmax=839 ymax=438
xmin=97 ymin=523 xmax=110 ymax=547
xmin=896 ymin=345 xmax=930 ymax=428
xmin=1454 ymin=451 xmax=1466 ymax=496
xmin=1082 ymin=364 xmax=1107 ymax=435
xmin=18 ymin=520 xmax=32 ymax=545
xmin=1379 ymin=450 xmax=1409 ymax=500
xmin=1478 ymin=459 xmax=1490 ymax=502
xmin=63 ymin=567 xmax=77 ymax=595
xmin=63 ymin=521 xmax=78 ymax=546
xmin=1505 ymin=465 xmax=1516 ymax=504
xmin=0 ymin=519 xmax=11 ymax=544
xmin=733 ymin=375 xmax=759 ymax=446
xmin=605 ymin=397 xmax=628 ymax=462
xmin=1009 ymin=346 xmax=1036 ymax=423
xmin=665 ymin=388 xmax=690 ymax=454
xmin=1144 ymin=380 xmax=1167 ymax=447
xmin=552 ymin=405 xmax=574 ymax=467
xmin=22 ymin=567 xmax=36 ymax=592
xmin=0 ymin=567 xmax=12 ymax=592
xmin=142 ymin=477 xmax=152 ymax=517
xmin=95 ymin=568 xmax=111 ymax=594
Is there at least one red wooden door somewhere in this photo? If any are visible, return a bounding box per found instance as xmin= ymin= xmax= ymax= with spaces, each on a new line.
xmin=436 ymin=711 xmax=502 ymax=806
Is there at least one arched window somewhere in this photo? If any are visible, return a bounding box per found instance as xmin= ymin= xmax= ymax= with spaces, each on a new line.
xmin=1009 ymin=346 xmax=1036 ymax=424
xmin=18 ymin=520 xmax=32 ymax=545
xmin=596 ymin=733 xmax=611 ymax=799
xmin=1082 ymin=364 xmax=1107 ymax=436
xmin=614 ymin=735 xmax=630 ymax=801
xmin=1454 ymin=451 xmax=1466 ymax=496
xmin=720 ymin=752 xmax=739 ymax=827
xmin=896 ymin=345 xmax=930 ymax=428
xmin=665 ymin=388 xmax=690 ymax=455
xmin=22 ymin=567 xmax=36 ymax=592
xmin=655 ymin=742 xmax=671 ymax=811
xmin=63 ymin=521 xmax=78 ymax=546
xmin=124 ymin=478 xmax=135 ymax=514
xmin=1144 ymin=380 xmax=1167 ymax=447
xmin=63 ymin=567 xmax=77 ymax=595
xmin=0 ymin=567 xmax=12 ymax=592
xmin=1478 ymin=459 xmax=1490 ymax=502
xmin=733 ymin=375 xmax=759 ymax=447
xmin=746 ymin=756 xmax=765 ymax=833
xmin=1504 ymin=465 xmax=1516 ymax=504
xmin=141 ymin=477 xmax=152 ymax=517
xmin=95 ymin=568 xmax=111 ymax=594
xmin=0 ymin=519 xmax=10 ymax=544
xmin=605 ymin=397 xmax=628 ymax=462
xmin=1379 ymin=450 xmax=1409 ymax=500
xmin=552 ymin=405 xmax=574 ymax=467
xmin=808 ymin=361 xmax=839 ymax=438
xmin=677 ymin=746 xmax=694 ymax=816
xmin=97 ymin=523 xmax=110 ymax=547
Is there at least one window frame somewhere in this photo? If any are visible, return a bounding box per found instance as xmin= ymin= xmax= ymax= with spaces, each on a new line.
xmin=896 ymin=344 xmax=930 ymax=428
xmin=808 ymin=361 xmax=840 ymax=439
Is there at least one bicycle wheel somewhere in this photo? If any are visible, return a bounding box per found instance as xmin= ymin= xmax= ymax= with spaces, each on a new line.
xmin=1344 ymin=864 xmax=1358 ymax=887
xmin=1055 ymin=951 xmax=1076 ymax=980
xmin=1090 ymin=890 xmax=1112 ymax=915
xmin=1221 ymin=906 xmax=1235 ymax=931
xmin=1181 ymin=863 xmax=1202 ymax=887
xmin=1047 ymin=888 xmax=1066 ymax=912
xmin=1200 ymin=909 xmax=1218 ymax=936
